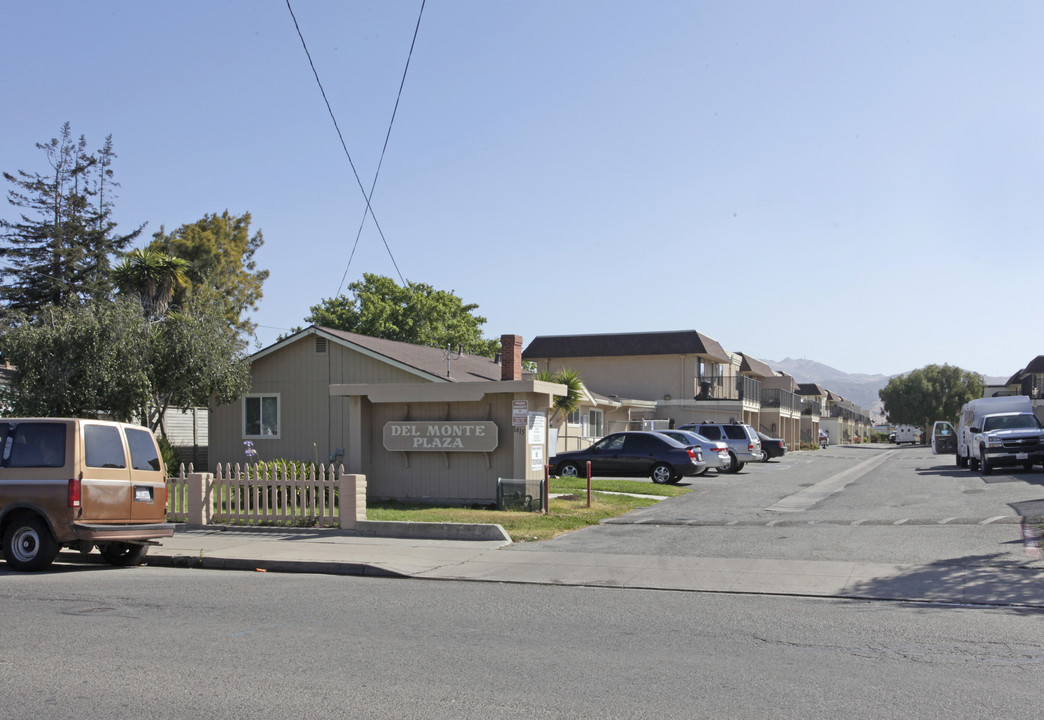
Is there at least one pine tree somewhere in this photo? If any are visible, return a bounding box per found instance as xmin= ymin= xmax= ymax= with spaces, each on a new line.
xmin=0 ymin=123 xmax=142 ymax=312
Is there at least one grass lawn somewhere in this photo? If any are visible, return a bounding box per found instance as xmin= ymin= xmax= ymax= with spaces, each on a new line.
xmin=366 ymin=478 xmax=692 ymax=542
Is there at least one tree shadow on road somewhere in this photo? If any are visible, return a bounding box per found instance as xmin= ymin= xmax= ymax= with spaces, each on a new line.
xmin=841 ymin=551 xmax=1044 ymax=613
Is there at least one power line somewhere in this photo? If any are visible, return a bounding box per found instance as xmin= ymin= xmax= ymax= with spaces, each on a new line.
xmin=338 ymin=0 xmax=426 ymax=297
xmin=285 ymin=0 xmax=408 ymax=287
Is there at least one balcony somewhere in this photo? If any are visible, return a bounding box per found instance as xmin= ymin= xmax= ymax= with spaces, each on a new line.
xmin=692 ymin=375 xmax=761 ymax=405
xmin=760 ymin=388 xmax=800 ymax=413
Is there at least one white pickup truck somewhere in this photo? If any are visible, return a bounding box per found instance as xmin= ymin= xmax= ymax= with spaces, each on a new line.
xmin=934 ymin=395 xmax=1044 ymax=474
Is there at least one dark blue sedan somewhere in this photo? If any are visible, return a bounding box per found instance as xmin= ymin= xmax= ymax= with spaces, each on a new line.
xmin=550 ymin=431 xmax=705 ymax=484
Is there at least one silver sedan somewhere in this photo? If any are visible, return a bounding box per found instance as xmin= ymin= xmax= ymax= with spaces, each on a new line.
xmin=657 ymin=429 xmax=732 ymax=474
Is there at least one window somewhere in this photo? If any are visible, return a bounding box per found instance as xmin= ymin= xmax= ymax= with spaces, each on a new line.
xmin=2 ymin=422 xmax=67 ymax=468
xmin=567 ymin=409 xmax=581 ymax=425
xmin=588 ymin=409 xmax=604 ymax=438
xmin=85 ymin=425 xmax=127 ymax=469
xmin=244 ymin=394 xmax=280 ymax=438
xmin=125 ymin=427 xmax=162 ymax=472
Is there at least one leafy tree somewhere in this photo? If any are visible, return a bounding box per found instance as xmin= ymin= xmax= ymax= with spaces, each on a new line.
xmin=112 ymin=246 xmax=189 ymax=319
xmin=0 ymin=299 xmax=151 ymax=420
xmin=304 ymin=273 xmax=500 ymax=356
xmin=878 ymin=364 xmax=983 ymax=432
xmin=144 ymin=295 xmax=251 ymax=434
xmin=149 ymin=211 xmax=268 ymax=334
xmin=0 ymin=295 xmax=251 ymax=434
xmin=0 ymin=123 xmax=142 ymax=311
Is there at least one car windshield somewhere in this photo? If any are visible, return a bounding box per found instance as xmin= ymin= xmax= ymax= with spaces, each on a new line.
xmin=982 ymin=415 xmax=1041 ymax=431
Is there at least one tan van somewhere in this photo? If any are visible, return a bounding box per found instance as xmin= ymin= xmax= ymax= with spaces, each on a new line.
xmin=0 ymin=418 xmax=174 ymax=571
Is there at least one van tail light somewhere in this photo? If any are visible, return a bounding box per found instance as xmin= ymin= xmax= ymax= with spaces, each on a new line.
xmin=68 ymin=477 xmax=81 ymax=508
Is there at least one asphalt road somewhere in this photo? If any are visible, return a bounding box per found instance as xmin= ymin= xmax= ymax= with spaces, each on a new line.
xmin=1 ymin=567 xmax=1040 ymax=719
xmin=518 ymin=444 xmax=1044 ymax=566
xmin=2 ymin=443 xmax=1042 ymax=718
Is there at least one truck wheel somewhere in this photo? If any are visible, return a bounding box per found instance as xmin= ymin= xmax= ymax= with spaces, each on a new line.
xmin=99 ymin=542 xmax=149 ymax=567
xmin=969 ymin=455 xmax=979 ymax=471
xmin=979 ymin=448 xmax=992 ymax=475
xmin=2 ymin=515 xmax=59 ymax=572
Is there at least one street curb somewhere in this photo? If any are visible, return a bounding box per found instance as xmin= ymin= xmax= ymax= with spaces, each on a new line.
xmin=172 ymin=520 xmax=512 ymax=543
xmin=147 ymin=553 xmax=408 ymax=577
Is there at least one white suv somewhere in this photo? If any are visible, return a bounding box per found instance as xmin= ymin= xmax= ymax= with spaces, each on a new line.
xmin=679 ymin=422 xmax=761 ymax=473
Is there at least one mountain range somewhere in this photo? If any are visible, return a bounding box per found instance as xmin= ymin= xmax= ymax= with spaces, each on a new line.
xmin=764 ymin=357 xmax=1009 ymax=425
xmin=765 ymin=358 xmax=891 ymax=422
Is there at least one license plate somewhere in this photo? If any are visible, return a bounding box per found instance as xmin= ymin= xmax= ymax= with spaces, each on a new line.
xmin=134 ymin=487 xmax=153 ymax=502
xmin=1016 ymin=453 xmax=1029 ymax=460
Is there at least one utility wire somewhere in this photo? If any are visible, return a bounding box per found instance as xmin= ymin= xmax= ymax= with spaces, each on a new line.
xmin=285 ymin=0 xmax=407 ymax=286
xmin=337 ymin=0 xmax=426 ymax=297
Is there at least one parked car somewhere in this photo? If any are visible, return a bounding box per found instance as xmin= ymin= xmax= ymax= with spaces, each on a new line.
xmin=756 ymin=432 xmax=787 ymax=462
xmin=551 ymin=431 xmax=705 ymax=484
xmin=656 ymin=429 xmax=731 ymax=473
xmin=679 ymin=422 xmax=761 ymax=473
xmin=0 ymin=418 xmax=174 ymax=572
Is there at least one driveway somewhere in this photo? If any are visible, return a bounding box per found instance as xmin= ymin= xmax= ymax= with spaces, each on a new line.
xmin=512 ymin=444 xmax=1044 ymax=567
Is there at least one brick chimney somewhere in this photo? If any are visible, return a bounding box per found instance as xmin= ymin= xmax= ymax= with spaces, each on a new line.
xmin=501 ymin=334 xmax=522 ymax=381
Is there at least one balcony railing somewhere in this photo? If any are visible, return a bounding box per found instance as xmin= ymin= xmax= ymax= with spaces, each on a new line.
xmin=692 ymin=375 xmax=762 ymax=404
xmin=760 ymin=388 xmax=800 ymax=413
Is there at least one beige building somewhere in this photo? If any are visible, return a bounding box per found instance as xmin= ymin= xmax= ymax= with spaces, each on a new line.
xmin=209 ymin=328 xmax=565 ymax=504
xmin=523 ymin=330 xmax=765 ymax=430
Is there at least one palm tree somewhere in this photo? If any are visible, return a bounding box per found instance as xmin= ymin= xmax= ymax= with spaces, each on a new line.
xmin=112 ymin=247 xmax=189 ymax=319
xmin=538 ymin=367 xmax=586 ymax=451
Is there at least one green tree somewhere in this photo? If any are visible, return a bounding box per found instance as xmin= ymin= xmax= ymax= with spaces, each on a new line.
xmin=304 ymin=273 xmax=500 ymax=356
xmin=537 ymin=368 xmax=584 ymax=424
xmin=0 ymin=296 xmax=251 ymax=434
xmin=0 ymin=299 xmax=151 ymax=420
xmin=149 ymin=211 xmax=268 ymax=334
xmin=144 ymin=295 xmax=251 ymax=434
xmin=112 ymin=246 xmax=189 ymax=319
xmin=538 ymin=367 xmax=586 ymax=449
xmin=878 ymin=364 xmax=984 ymax=432
xmin=0 ymin=123 xmax=141 ymax=311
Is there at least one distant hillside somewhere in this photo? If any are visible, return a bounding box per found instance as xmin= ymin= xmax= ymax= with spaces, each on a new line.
xmin=764 ymin=357 xmax=892 ymax=422
xmin=763 ymin=358 xmax=1008 ymax=424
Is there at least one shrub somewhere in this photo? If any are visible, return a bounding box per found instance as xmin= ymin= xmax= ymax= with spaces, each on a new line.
xmin=157 ymin=435 xmax=181 ymax=476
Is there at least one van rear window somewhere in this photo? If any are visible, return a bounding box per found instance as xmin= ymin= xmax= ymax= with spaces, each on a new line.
xmin=1 ymin=423 xmax=67 ymax=468
xmin=124 ymin=427 xmax=162 ymax=472
xmin=84 ymin=425 xmax=127 ymax=469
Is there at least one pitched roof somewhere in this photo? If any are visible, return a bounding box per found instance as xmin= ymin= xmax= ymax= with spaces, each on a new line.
xmin=1022 ymin=355 xmax=1044 ymax=374
xmin=797 ymin=383 xmax=827 ymax=396
xmin=522 ymin=330 xmax=731 ymax=363
xmin=738 ymin=353 xmax=774 ymax=377
xmin=254 ymin=326 xmax=505 ymax=383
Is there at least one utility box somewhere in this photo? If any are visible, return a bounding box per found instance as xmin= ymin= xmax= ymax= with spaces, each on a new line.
xmin=497 ymin=478 xmax=544 ymax=512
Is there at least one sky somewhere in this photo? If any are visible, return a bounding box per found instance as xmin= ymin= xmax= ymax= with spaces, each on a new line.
xmin=2 ymin=1 xmax=1042 ymax=380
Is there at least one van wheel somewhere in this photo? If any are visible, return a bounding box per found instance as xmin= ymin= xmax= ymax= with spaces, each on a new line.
xmin=99 ymin=542 xmax=149 ymax=567
xmin=2 ymin=516 xmax=59 ymax=572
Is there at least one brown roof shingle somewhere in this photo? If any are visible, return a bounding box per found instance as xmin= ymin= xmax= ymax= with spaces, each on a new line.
xmin=522 ymin=330 xmax=731 ymax=363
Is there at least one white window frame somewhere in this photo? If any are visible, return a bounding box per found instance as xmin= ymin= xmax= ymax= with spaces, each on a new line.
xmin=587 ymin=409 xmax=604 ymax=439
xmin=243 ymin=393 xmax=281 ymax=439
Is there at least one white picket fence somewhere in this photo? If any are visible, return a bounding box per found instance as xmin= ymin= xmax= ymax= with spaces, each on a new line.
xmin=167 ymin=463 xmax=366 ymax=529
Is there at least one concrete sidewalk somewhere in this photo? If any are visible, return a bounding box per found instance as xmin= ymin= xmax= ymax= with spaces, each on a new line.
xmin=108 ymin=525 xmax=1044 ymax=609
